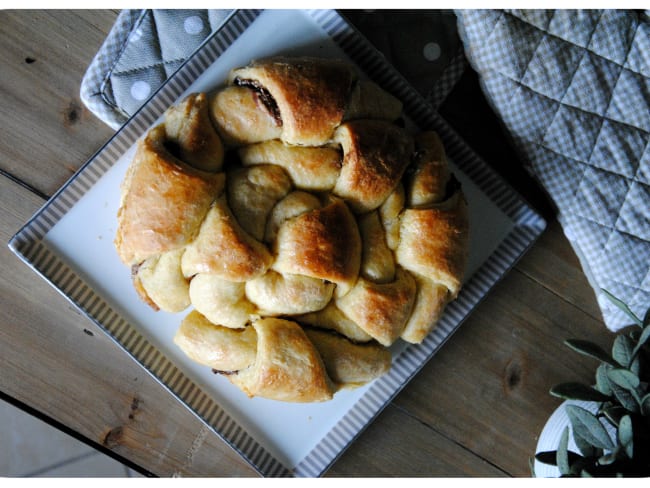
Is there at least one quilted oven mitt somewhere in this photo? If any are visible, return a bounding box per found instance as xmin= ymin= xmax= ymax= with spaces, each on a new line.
xmin=81 ymin=9 xmax=467 ymax=129
xmin=456 ymin=10 xmax=650 ymax=331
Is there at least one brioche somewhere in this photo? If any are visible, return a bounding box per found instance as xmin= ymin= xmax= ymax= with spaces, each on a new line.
xmin=115 ymin=56 xmax=469 ymax=402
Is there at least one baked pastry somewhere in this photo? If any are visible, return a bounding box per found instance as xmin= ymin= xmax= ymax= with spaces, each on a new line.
xmin=211 ymin=56 xmax=402 ymax=147
xmin=115 ymin=56 xmax=469 ymax=403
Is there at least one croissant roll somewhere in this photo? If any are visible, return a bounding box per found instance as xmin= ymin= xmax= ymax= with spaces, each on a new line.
xmin=132 ymin=248 xmax=191 ymax=313
xmin=400 ymin=276 xmax=451 ymax=344
xmin=297 ymin=302 xmax=373 ymax=343
xmin=189 ymin=274 xmax=259 ymax=329
xmin=163 ymin=92 xmax=225 ymax=173
xmin=343 ymin=80 xmax=403 ymax=123
xmin=378 ymin=183 xmax=405 ymax=251
xmin=245 ymin=270 xmax=335 ymax=316
xmin=263 ymin=191 xmax=322 ymax=244
xmin=229 ymin=318 xmax=334 ymax=403
xmin=396 ymin=189 xmax=469 ymax=299
xmin=208 ymin=85 xmax=282 ymax=147
xmin=237 ymin=140 xmax=342 ymax=191
xmin=181 ymin=194 xmax=273 ymax=281
xmin=228 ymin=56 xmax=356 ymax=146
xmin=304 ymin=328 xmax=392 ymax=389
xmin=405 ymin=131 xmax=451 ymax=207
xmin=358 ymin=210 xmax=395 ymax=284
xmin=115 ymin=124 xmax=226 ymax=265
xmin=333 ymin=119 xmax=415 ymax=213
xmin=335 ymin=267 xmax=417 ymax=346
xmin=226 ymin=164 xmax=292 ymax=241
xmin=173 ymin=310 xmax=258 ymax=372
xmin=273 ymin=198 xmax=361 ymax=297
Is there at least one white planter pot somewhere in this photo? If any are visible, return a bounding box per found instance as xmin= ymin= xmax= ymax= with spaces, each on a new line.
xmin=533 ymin=400 xmax=605 ymax=477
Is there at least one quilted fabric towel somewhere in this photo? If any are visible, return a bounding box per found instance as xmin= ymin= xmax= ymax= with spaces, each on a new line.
xmin=456 ymin=10 xmax=650 ymax=331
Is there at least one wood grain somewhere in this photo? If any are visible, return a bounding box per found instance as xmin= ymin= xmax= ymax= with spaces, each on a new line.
xmin=0 ymin=9 xmax=614 ymax=477
xmin=0 ymin=10 xmax=117 ymax=196
xmin=1 ymin=175 xmax=256 ymax=477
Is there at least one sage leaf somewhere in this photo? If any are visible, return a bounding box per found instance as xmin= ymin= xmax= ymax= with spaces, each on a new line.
xmin=596 ymin=364 xmax=613 ymax=395
xmin=631 ymin=326 xmax=650 ymax=361
xmin=573 ymin=426 xmax=598 ymax=458
xmin=565 ymin=339 xmax=618 ymax=366
xmin=607 ymin=368 xmax=640 ymax=392
xmin=550 ymin=382 xmax=610 ymax=402
xmin=598 ymin=447 xmax=619 ymax=465
xmin=566 ymin=405 xmax=615 ymax=450
xmin=557 ymin=426 xmax=571 ymax=475
xmin=535 ymin=450 xmax=584 ymax=468
xmin=610 ymin=382 xmax=639 ymax=413
xmin=535 ymin=451 xmax=559 ymax=466
xmin=612 ymin=335 xmax=635 ymax=369
xmin=641 ymin=393 xmax=650 ymax=416
xmin=602 ymin=405 xmax=627 ymax=427
xmin=572 ymin=423 xmax=605 ymax=461
xmin=600 ymin=289 xmax=643 ymax=327
xmin=618 ymin=415 xmax=633 ymax=459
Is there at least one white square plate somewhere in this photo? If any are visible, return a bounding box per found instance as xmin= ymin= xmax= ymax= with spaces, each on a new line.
xmin=10 ymin=9 xmax=546 ymax=477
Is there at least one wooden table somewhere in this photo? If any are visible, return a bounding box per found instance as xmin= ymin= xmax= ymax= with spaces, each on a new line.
xmin=1 ymin=10 xmax=616 ymax=477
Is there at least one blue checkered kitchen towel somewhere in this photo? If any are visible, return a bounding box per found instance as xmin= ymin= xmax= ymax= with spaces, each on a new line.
xmin=456 ymin=10 xmax=650 ymax=331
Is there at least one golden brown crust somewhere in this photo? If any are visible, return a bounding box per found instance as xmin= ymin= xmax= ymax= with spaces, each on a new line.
xmin=238 ymin=140 xmax=342 ymax=191
xmin=173 ymin=310 xmax=258 ymax=371
xmin=343 ymin=80 xmax=403 ymax=122
xmin=245 ymin=270 xmax=335 ymax=315
xmin=181 ymin=195 xmax=273 ymax=281
xmin=333 ymin=120 xmax=414 ymax=213
xmin=116 ymin=57 xmax=471 ymax=402
xmin=405 ymin=131 xmax=451 ymax=207
xmin=164 ymin=93 xmax=224 ymax=172
xmin=304 ymin=328 xmax=392 ymax=389
xmin=115 ymin=125 xmax=225 ymax=265
xmin=229 ymin=318 xmax=334 ymax=402
xmin=336 ymin=267 xmax=417 ymax=346
xmin=226 ymin=164 xmax=292 ymax=241
xmin=208 ymin=85 xmax=281 ymax=146
xmin=133 ymin=248 xmax=191 ymax=313
xmin=273 ymin=198 xmax=361 ymax=297
xmin=228 ymin=56 xmax=356 ymax=146
xmin=378 ymin=183 xmax=405 ymax=251
xmin=358 ymin=210 xmax=396 ymax=283
xmin=263 ymin=191 xmax=322 ymax=244
xmin=296 ymin=302 xmax=372 ymax=343
xmin=400 ymin=276 xmax=451 ymax=344
xmin=189 ymin=274 xmax=259 ymax=329
xmin=396 ymin=190 xmax=469 ymax=298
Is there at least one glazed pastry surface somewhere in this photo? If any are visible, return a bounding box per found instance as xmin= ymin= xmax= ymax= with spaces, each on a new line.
xmin=116 ymin=56 xmax=469 ymax=402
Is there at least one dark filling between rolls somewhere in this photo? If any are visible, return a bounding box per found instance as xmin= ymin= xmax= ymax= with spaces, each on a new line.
xmin=233 ymin=78 xmax=283 ymax=127
xmin=212 ymin=369 xmax=237 ymax=376
xmin=444 ymin=174 xmax=462 ymax=202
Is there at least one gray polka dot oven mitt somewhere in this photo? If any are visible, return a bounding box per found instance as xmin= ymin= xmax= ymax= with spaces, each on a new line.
xmin=456 ymin=9 xmax=650 ymax=331
xmin=81 ymin=9 xmax=233 ymax=129
xmin=80 ymin=9 xmax=467 ymax=130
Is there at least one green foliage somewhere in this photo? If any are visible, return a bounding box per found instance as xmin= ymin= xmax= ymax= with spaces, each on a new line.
xmin=533 ymin=291 xmax=650 ymax=477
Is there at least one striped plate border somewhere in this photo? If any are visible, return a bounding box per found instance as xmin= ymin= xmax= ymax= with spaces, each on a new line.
xmin=9 ymin=9 xmax=546 ymax=478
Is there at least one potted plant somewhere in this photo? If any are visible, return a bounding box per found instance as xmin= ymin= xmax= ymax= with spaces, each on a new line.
xmin=532 ymin=290 xmax=650 ymax=477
